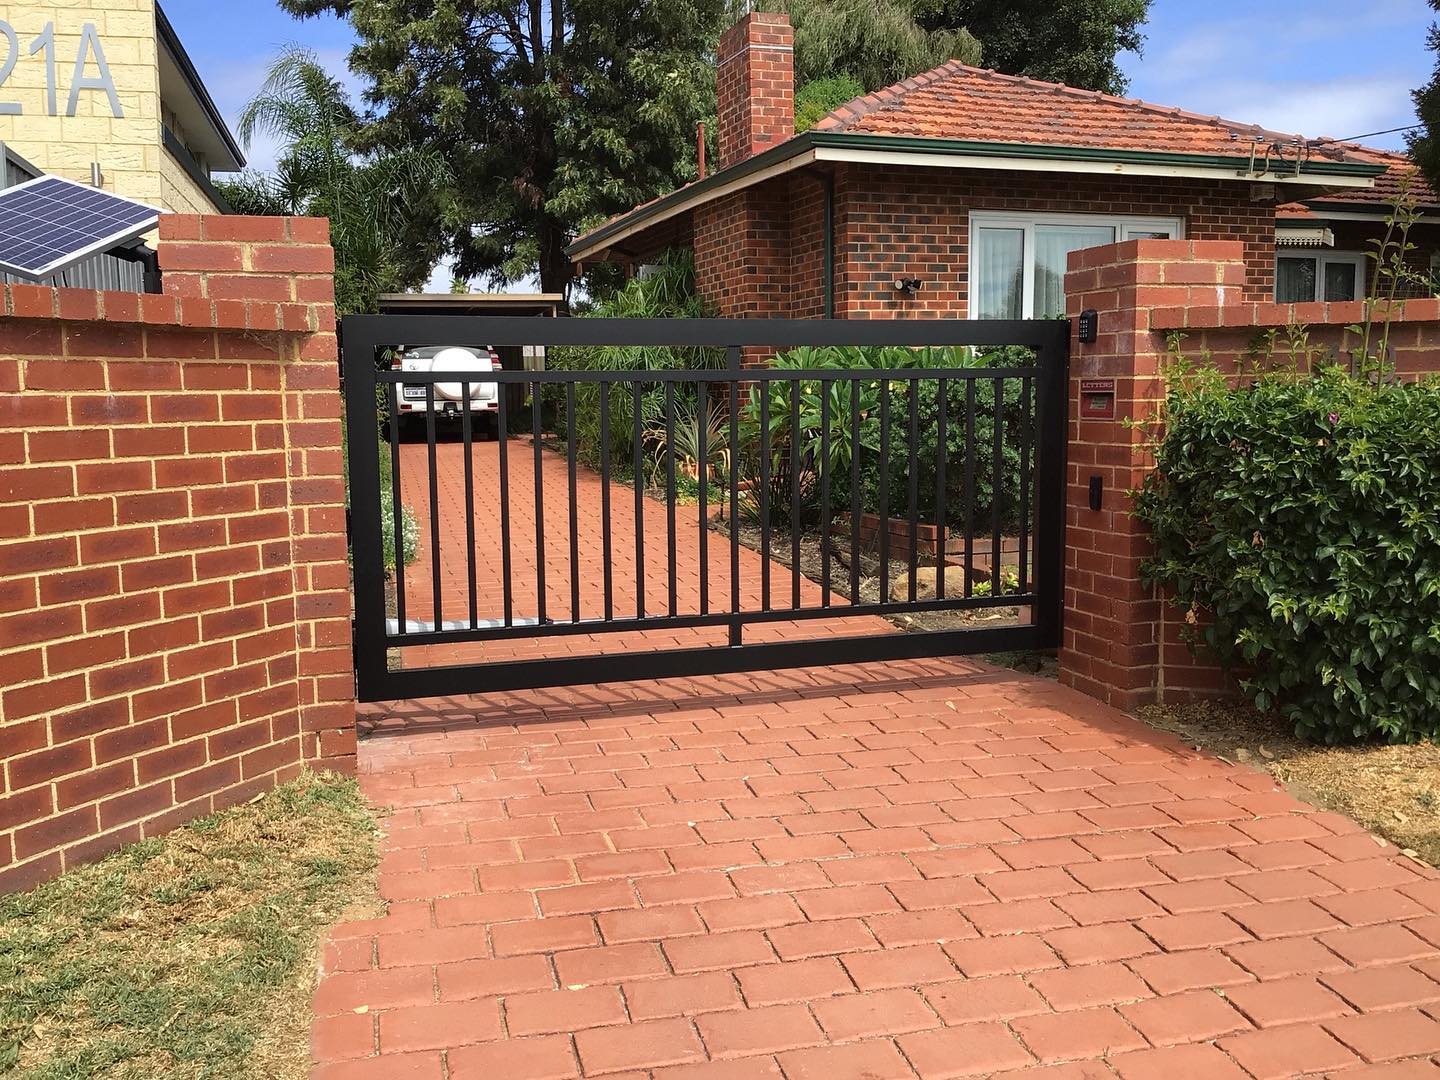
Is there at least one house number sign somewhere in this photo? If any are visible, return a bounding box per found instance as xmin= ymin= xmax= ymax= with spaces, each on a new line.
xmin=0 ymin=21 xmax=124 ymax=118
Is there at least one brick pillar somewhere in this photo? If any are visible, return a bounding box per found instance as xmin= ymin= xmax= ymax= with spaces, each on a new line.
xmin=1059 ymin=239 xmax=1246 ymax=709
xmin=0 ymin=213 xmax=354 ymax=894
xmin=717 ymin=11 xmax=794 ymax=170
xmin=157 ymin=215 xmax=356 ymax=770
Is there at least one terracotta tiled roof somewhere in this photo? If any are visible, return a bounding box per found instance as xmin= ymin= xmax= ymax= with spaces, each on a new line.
xmin=813 ymin=61 xmax=1368 ymax=165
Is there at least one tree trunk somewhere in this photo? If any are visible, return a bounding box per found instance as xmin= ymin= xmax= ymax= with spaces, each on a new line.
xmin=538 ymin=218 xmax=571 ymax=294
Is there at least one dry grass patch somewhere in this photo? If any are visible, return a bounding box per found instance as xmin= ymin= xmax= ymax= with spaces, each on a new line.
xmin=0 ymin=772 xmax=379 ymax=1080
xmin=1139 ymin=701 xmax=1440 ymax=866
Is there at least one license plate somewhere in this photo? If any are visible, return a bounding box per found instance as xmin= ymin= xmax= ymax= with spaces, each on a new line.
xmin=401 ymin=386 xmax=426 ymax=400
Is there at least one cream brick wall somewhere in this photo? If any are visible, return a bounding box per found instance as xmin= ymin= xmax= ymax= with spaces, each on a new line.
xmin=158 ymin=146 xmax=216 ymax=214
xmin=0 ymin=0 xmax=220 ymax=212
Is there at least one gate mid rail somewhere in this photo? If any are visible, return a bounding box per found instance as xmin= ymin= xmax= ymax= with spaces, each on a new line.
xmin=343 ymin=317 xmax=1070 ymax=702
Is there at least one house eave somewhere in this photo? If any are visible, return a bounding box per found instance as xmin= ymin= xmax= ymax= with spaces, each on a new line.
xmin=568 ymin=131 xmax=1385 ymax=263
xmin=1282 ymin=203 xmax=1440 ymax=222
xmin=566 ymin=144 xmax=818 ymax=263
xmin=155 ymin=3 xmax=245 ymax=171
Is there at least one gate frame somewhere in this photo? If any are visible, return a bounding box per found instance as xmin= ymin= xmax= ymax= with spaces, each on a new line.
xmin=343 ymin=316 xmax=1069 ymax=702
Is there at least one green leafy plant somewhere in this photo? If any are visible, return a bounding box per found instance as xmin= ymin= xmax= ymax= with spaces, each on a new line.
xmin=733 ymin=344 xmax=1034 ymax=532
xmin=1134 ymin=347 xmax=1440 ymax=744
xmin=1350 ymin=175 xmax=1427 ymax=378
xmin=646 ymin=398 xmax=730 ymax=481
xmin=794 ymin=74 xmax=864 ymax=131
xmin=382 ymin=505 xmax=420 ymax=572
xmin=216 ymin=47 xmax=447 ymax=315
xmin=551 ymin=251 xmax=723 ymax=480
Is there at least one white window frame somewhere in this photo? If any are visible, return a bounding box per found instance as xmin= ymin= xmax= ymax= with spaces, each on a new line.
xmin=968 ymin=210 xmax=1185 ymax=319
xmin=1274 ymin=250 xmax=1367 ymax=303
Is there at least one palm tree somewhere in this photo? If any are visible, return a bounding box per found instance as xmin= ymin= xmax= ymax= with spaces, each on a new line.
xmin=216 ymin=48 xmax=449 ymax=314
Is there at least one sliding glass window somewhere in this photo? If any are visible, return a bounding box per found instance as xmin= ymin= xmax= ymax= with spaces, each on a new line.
xmin=970 ymin=212 xmax=1184 ymax=319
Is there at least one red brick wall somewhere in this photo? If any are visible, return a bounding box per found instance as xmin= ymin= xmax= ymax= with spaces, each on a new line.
xmin=0 ymin=215 xmax=354 ymax=894
xmin=833 ymin=166 xmax=1278 ymax=317
xmin=1060 ymin=238 xmax=1440 ymax=710
xmin=687 ymin=165 xmax=1282 ymax=325
xmin=716 ymin=12 xmax=795 ymax=171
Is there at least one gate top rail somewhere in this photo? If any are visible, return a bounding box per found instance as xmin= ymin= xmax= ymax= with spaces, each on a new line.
xmin=342 ymin=314 xmax=1070 ymax=350
xmin=378 ymin=366 xmax=1045 ymax=385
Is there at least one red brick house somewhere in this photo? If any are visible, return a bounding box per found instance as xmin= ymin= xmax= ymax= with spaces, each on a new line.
xmin=567 ymin=11 xmax=1436 ymax=318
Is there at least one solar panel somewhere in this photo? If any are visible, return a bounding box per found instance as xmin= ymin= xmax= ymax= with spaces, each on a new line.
xmin=0 ymin=174 xmax=160 ymax=281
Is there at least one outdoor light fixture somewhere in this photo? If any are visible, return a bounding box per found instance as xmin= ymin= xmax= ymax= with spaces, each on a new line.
xmin=894 ymin=278 xmax=923 ymax=297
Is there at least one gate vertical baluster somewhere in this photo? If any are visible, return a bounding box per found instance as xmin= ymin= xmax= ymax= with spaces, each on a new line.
xmin=728 ymin=348 xmax=741 ymax=645
xmin=849 ymin=378 xmax=861 ymax=606
xmin=462 ymin=382 xmax=477 ymax=629
xmin=1018 ymin=375 xmax=1032 ymax=598
xmin=934 ymin=378 xmax=948 ymax=601
xmin=790 ymin=378 xmax=802 ymax=610
xmin=698 ymin=380 xmax=709 ymax=616
xmin=759 ymin=376 xmax=771 ymax=611
xmin=568 ymin=380 xmax=580 ymax=623
xmin=907 ymin=376 xmax=920 ymax=604
xmin=425 ymin=384 xmax=442 ymax=627
xmin=963 ymin=379 xmax=975 ymax=599
xmin=819 ymin=377 xmax=831 ymax=607
xmin=1033 ymin=326 xmax=1069 ymax=647
xmin=878 ymin=378 xmax=891 ymax=606
xmin=387 ymin=382 xmax=406 ymax=633
xmin=665 ymin=380 xmax=678 ymax=618
xmin=498 ymin=375 xmax=514 ymax=627
xmin=533 ymin=378 xmax=547 ymax=625
xmin=634 ymin=379 xmax=645 ymax=620
xmin=991 ymin=375 xmax=1004 ymax=596
xmin=600 ymin=382 xmax=613 ymax=622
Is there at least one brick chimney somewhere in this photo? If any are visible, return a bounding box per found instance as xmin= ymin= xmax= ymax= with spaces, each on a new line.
xmin=716 ymin=11 xmax=794 ymax=171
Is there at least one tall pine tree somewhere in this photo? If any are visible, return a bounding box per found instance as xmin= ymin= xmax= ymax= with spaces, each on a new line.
xmin=277 ymin=0 xmax=727 ymax=292
xmin=1411 ymin=0 xmax=1440 ymax=184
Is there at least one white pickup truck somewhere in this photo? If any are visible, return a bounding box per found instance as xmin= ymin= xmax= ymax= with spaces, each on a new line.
xmin=392 ymin=345 xmax=503 ymax=438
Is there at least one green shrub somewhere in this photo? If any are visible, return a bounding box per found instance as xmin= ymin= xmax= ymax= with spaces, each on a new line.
xmin=1134 ymin=356 xmax=1440 ymax=743
xmin=550 ymin=250 xmax=723 ymax=479
xmin=735 ymin=344 xmax=1033 ymax=531
xmin=795 ymin=74 xmax=863 ymax=132
xmin=381 ymin=504 xmax=419 ymax=571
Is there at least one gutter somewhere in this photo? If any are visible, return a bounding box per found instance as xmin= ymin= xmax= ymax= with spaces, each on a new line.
xmin=567 ymin=131 xmax=1387 ymax=263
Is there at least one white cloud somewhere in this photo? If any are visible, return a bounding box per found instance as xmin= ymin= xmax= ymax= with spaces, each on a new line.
xmin=1125 ymin=0 xmax=1431 ymax=148
xmin=1143 ymin=1 xmax=1423 ymax=80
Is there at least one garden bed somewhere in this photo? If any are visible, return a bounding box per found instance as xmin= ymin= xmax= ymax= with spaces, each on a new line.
xmin=0 ymin=774 xmax=379 ymax=1079
xmin=711 ymin=512 xmax=1029 ymax=637
xmin=1139 ymin=701 xmax=1440 ymax=867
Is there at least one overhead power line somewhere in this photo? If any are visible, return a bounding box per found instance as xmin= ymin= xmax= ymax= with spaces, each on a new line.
xmin=1315 ymin=122 xmax=1422 ymax=145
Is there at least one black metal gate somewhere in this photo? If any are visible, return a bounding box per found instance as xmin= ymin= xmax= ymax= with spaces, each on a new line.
xmin=343 ymin=316 xmax=1068 ymax=702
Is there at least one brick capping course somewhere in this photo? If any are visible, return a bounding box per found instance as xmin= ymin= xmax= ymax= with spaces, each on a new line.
xmin=0 ymin=214 xmax=354 ymax=895
xmin=1150 ymin=297 xmax=1440 ymax=332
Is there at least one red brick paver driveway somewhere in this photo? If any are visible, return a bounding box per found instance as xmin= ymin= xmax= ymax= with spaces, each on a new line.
xmin=311 ymin=660 xmax=1440 ymax=1079
xmin=391 ymin=435 xmax=912 ymax=670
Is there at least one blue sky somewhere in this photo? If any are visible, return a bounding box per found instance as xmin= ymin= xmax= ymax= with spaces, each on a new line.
xmin=164 ymin=0 xmax=1438 ymax=286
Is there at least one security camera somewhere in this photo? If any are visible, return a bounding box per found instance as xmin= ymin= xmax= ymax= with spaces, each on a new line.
xmin=894 ymin=278 xmax=923 ymax=297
